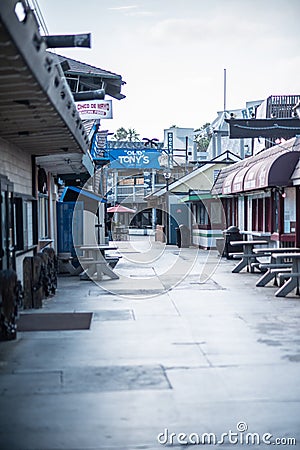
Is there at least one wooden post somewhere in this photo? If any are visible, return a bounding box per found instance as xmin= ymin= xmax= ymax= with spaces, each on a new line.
xmin=0 ymin=269 xmax=18 ymax=340
xmin=23 ymin=257 xmax=33 ymax=309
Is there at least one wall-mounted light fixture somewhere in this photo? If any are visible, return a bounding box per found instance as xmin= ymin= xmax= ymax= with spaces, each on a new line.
xmin=278 ymin=187 xmax=286 ymax=198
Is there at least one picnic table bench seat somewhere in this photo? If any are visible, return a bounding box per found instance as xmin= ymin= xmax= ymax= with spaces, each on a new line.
xmin=58 ymin=253 xmax=82 ymax=276
xmin=80 ymin=260 xmax=119 ymax=281
xmin=105 ymin=255 xmax=122 ymax=268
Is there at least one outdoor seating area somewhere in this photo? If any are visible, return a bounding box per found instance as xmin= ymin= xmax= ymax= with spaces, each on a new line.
xmin=230 ymin=239 xmax=269 ymax=273
xmin=77 ymin=245 xmax=120 ymax=281
xmin=58 ymin=244 xmax=121 ymax=281
xmin=228 ymin=236 xmax=300 ymax=298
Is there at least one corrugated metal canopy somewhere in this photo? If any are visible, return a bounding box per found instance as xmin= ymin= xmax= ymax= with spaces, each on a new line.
xmin=243 ymin=151 xmax=300 ymax=191
xmin=221 ymin=151 xmax=300 ymax=195
xmin=213 ymin=137 xmax=300 ymax=196
xmin=0 ymin=1 xmax=89 ymax=156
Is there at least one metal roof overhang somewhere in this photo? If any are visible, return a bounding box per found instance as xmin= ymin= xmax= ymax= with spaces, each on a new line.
xmin=60 ymin=186 xmax=106 ymax=203
xmin=35 ymin=153 xmax=92 ymax=176
xmin=225 ymin=118 xmax=300 ymax=139
xmin=182 ymin=193 xmax=213 ymax=202
xmin=0 ymin=1 xmax=90 ymax=157
xmin=222 ymin=151 xmax=300 ymax=194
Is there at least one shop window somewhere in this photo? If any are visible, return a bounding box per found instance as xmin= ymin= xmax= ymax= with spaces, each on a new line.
xmin=283 ymin=188 xmax=296 ymax=233
xmin=257 ymin=198 xmax=264 ymax=230
xmin=210 ymin=201 xmax=222 ymax=225
xmin=14 ymin=198 xmax=33 ymax=251
xmin=225 ymin=198 xmax=236 ymax=227
xmin=265 ymin=197 xmax=271 ymax=232
xmin=37 ymin=168 xmax=49 ymax=240
xmin=38 ymin=194 xmax=49 ymax=239
xmin=197 ymin=201 xmax=208 ymax=225
xmin=273 ymin=191 xmax=279 ymax=233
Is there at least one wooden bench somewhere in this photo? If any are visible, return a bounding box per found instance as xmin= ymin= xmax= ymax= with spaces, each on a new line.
xmin=230 ymin=240 xmax=269 ymax=273
xmin=228 ymin=252 xmax=243 ymax=260
xmin=58 ymin=253 xmax=83 ymax=276
xmin=105 ymin=255 xmax=122 ymax=269
xmin=80 ymin=260 xmax=119 ymax=281
xmin=232 ymin=253 xmax=267 ymax=273
xmin=275 ymin=272 xmax=300 ymax=297
xmin=256 ymin=263 xmax=292 ymax=287
xmin=269 ymin=252 xmax=300 ymax=297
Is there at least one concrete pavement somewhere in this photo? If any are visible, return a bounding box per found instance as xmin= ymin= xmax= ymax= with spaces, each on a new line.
xmin=1 ymin=239 xmax=300 ymax=449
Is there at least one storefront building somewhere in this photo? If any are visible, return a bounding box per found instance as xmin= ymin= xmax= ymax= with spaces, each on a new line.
xmin=146 ymin=151 xmax=240 ymax=247
xmin=211 ymin=137 xmax=300 ymax=247
xmin=0 ymin=0 xmax=128 ymax=284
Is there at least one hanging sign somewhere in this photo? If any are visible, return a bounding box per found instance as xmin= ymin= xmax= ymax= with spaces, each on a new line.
xmin=75 ymin=100 xmax=113 ymax=119
xmin=109 ymin=149 xmax=162 ymax=169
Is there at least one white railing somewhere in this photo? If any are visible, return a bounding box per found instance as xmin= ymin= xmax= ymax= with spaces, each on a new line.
xmin=117 ymin=186 xmax=145 ymax=198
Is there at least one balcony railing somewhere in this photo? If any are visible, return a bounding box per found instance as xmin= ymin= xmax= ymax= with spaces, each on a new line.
xmin=117 ymin=186 xmax=145 ymax=198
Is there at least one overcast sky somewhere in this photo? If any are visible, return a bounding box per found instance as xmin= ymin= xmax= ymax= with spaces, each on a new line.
xmin=37 ymin=0 xmax=300 ymax=141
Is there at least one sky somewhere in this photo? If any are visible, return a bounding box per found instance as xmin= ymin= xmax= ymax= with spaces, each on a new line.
xmin=37 ymin=0 xmax=300 ymax=141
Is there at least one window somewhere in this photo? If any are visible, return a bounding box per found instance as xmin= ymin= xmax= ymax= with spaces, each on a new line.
xmin=273 ymin=191 xmax=279 ymax=233
xmin=38 ymin=194 xmax=49 ymax=239
xmin=119 ymin=176 xmax=144 ymax=186
xmin=283 ymin=188 xmax=296 ymax=233
xmin=119 ymin=178 xmax=134 ymax=186
xmin=210 ymin=201 xmax=222 ymax=225
xmin=14 ymin=198 xmax=33 ymax=251
xmin=135 ymin=177 xmax=144 ymax=185
xmin=197 ymin=201 xmax=208 ymax=225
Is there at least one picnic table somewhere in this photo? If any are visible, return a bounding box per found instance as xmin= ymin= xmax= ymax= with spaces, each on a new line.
xmin=78 ymin=245 xmax=119 ymax=281
xmin=230 ymin=240 xmax=269 ymax=273
xmin=271 ymin=252 xmax=300 ymax=297
xmin=254 ymin=247 xmax=300 ymax=288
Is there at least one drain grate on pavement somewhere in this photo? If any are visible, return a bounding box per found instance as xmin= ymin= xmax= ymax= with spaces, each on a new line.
xmin=63 ymin=364 xmax=171 ymax=392
xmin=92 ymin=309 xmax=134 ymax=321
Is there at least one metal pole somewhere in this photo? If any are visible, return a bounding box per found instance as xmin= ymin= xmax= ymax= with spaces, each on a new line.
xmin=223 ymin=68 xmax=227 ymax=112
xmin=185 ymin=136 xmax=188 ymax=174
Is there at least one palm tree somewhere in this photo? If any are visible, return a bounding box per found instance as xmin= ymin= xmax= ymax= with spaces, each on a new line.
xmin=194 ymin=123 xmax=211 ymax=152
xmin=112 ymin=127 xmax=128 ymax=141
xmin=127 ymin=128 xmax=140 ymax=142
xmin=112 ymin=127 xmax=140 ymax=142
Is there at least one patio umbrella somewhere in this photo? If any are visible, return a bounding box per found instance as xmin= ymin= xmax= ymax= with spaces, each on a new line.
xmin=107 ymin=205 xmax=136 ymax=213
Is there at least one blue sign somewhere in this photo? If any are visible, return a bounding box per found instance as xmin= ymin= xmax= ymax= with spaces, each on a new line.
xmin=90 ymin=130 xmax=108 ymax=160
xmin=108 ymin=148 xmax=161 ymax=169
xmin=167 ymin=132 xmax=173 ymax=153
